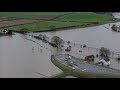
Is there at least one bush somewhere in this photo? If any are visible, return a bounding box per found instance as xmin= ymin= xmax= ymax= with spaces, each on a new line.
xmin=20 ymin=28 xmax=29 ymax=34
xmin=49 ymin=26 xmax=56 ymax=30
xmin=91 ymin=22 xmax=99 ymax=24
xmin=8 ymin=30 xmax=12 ymax=34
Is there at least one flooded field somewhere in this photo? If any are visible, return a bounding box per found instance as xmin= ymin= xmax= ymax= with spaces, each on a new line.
xmin=1 ymin=22 xmax=120 ymax=78
xmin=0 ymin=33 xmax=62 ymax=78
xmin=0 ymin=13 xmax=120 ymax=78
xmin=39 ymin=22 xmax=120 ymax=70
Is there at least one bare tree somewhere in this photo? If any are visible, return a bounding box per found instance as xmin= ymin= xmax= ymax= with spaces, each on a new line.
xmin=51 ymin=36 xmax=64 ymax=47
xmin=99 ymin=47 xmax=111 ymax=59
xmin=111 ymin=24 xmax=117 ymax=31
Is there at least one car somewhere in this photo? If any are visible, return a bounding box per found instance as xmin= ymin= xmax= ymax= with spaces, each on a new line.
xmin=96 ymin=59 xmax=110 ymax=66
xmin=65 ymin=55 xmax=72 ymax=60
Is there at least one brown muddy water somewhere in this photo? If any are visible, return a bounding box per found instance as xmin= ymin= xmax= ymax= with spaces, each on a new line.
xmin=39 ymin=22 xmax=120 ymax=70
xmin=1 ymin=13 xmax=120 ymax=78
xmin=0 ymin=34 xmax=62 ymax=78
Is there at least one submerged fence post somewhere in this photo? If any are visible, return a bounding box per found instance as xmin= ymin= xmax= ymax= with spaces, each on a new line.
xmin=111 ymin=51 xmax=114 ymax=57
xmin=88 ymin=47 xmax=89 ymax=51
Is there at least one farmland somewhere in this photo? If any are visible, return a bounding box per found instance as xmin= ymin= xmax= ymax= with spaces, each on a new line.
xmin=0 ymin=12 xmax=68 ymax=20
xmin=0 ymin=12 xmax=115 ymax=32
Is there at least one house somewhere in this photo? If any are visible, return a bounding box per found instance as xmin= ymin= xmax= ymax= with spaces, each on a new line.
xmin=0 ymin=29 xmax=12 ymax=35
xmin=65 ymin=46 xmax=71 ymax=52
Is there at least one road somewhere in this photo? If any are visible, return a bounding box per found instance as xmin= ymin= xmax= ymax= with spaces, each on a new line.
xmin=54 ymin=54 xmax=120 ymax=76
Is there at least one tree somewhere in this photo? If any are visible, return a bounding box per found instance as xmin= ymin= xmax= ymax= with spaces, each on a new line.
xmin=51 ymin=36 xmax=64 ymax=47
xmin=8 ymin=30 xmax=12 ymax=35
xmin=67 ymin=41 xmax=70 ymax=44
xmin=111 ymin=24 xmax=117 ymax=31
xmin=99 ymin=47 xmax=111 ymax=59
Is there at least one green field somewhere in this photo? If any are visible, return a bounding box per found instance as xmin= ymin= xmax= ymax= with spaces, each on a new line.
xmin=6 ymin=21 xmax=84 ymax=31
xmin=0 ymin=12 xmax=68 ymax=20
xmin=3 ymin=12 xmax=115 ymax=32
xmin=50 ymin=72 xmax=69 ymax=78
xmin=55 ymin=12 xmax=112 ymax=24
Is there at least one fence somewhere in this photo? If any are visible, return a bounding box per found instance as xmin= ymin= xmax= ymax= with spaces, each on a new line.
xmin=26 ymin=33 xmax=120 ymax=60
xmin=64 ymin=41 xmax=120 ymax=60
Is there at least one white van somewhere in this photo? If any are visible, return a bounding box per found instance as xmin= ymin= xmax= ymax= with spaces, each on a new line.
xmin=97 ymin=59 xmax=110 ymax=66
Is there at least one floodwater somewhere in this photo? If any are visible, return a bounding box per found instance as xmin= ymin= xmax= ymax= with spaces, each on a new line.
xmin=41 ymin=22 xmax=120 ymax=52
xmin=112 ymin=13 xmax=120 ymax=19
xmin=1 ymin=13 xmax=120 ymax=78
xmin=39 ymin=13 xmax=120 ymax=70
xmin=0 ymin=34 xmax=62 ymax=78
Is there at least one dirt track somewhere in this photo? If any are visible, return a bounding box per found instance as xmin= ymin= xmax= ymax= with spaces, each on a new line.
xmin=0 ymin=19 xmax=41 ymax=28
xmin=30 ymin=16 xmax=58 ymax=20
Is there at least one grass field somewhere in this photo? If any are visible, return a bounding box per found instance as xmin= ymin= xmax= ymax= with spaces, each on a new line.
xmin=3 ymin=12 xmax=115 ymax=32
xmin=0 ymin=12 xmax=68 ymax=20
xmin=55 ymin=12 xmax=112 ymax=24
xmin=6 ymin=21 xmax=84 ymax=31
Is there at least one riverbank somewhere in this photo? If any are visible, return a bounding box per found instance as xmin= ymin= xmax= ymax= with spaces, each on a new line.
xmin=4 ymin=12 xmax=118 ymax=32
